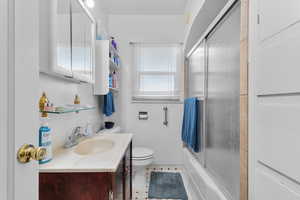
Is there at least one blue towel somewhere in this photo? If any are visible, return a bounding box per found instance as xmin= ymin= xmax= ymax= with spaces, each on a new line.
xmin=103 ymin=92 xmax=115 ymax=116
xmin=181 ymin=97 xmax=200 ymax=152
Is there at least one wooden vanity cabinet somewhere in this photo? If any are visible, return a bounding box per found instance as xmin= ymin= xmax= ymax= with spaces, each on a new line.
xmin=39 ymin=142 xmax=132 ymax=200
xmin=123 ymin=142 xmax=132 ymax=200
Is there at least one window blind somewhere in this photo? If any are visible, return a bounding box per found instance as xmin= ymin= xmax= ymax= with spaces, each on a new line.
xmin=132 ymin=43 xmax=182 ymax=101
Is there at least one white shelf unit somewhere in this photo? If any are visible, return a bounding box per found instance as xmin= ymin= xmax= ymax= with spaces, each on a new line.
xmin=94 ymin=40 xmax=120 ymax=95
xmin=109 ymin=87 xmax=119 ymax=92
xmin=109 ymin=59 xmax=119 ymax=70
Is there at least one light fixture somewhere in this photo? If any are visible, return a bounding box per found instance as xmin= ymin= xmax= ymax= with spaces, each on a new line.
xmin=85 ymin=0 xmax=95 ymax=8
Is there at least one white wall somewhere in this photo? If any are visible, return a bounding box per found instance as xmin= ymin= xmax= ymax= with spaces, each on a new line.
xmin=39 ymin=74 xmax=104 ymax=150
xmin=39 ymin=0 xmax=110 ymax=151
xmin=108 ymin=14 xmax=185 ymax=165
xmin=89 ymin=1 xmax=109 ymax=39
xmin=184 ymin=0 xmax=206 ymax=42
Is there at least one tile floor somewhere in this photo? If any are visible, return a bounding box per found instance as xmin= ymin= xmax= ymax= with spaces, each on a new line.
xmin=132 ymin=165 xmax=191 ymax=200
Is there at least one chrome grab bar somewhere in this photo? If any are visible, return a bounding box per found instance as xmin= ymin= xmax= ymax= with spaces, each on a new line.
xmin=163 ymin=106 xmax=168 ymax=126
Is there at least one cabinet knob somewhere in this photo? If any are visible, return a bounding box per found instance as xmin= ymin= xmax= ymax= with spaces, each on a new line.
xmin=17 ymin=144 xmax=46 ymax=163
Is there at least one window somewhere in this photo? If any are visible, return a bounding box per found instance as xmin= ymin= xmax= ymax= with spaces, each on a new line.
xmin=132 ymin=43 xmax=182 ymax=101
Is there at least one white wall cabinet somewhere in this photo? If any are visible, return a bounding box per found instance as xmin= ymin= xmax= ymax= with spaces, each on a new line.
xmin=39 ymin=0 xmax=95 ymax=83
xmin=94 ymin=40 xmax=109 ymax=95
xmin=94 ymin=40 xmax=120 ymax=95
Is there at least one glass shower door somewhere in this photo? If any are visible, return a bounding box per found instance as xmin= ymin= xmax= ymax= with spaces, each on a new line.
xmin=187 ymin=41 xmax=206 ymax=165
xmin=205 ymin=2 xmax=240 ymax=200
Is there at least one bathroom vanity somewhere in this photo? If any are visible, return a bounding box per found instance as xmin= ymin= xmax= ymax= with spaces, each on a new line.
xmin=39 ymin=134 xmax=132 ymax=200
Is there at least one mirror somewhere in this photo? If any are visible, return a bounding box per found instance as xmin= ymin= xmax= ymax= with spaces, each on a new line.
xmin=56 ymin=0 xmax=72 ymax=75
xmin=71 ymin=0 xmax=94 ymax=82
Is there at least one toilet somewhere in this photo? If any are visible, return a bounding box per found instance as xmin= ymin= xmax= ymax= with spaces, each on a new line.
xmin=132 ymin=147 xmax=154 ymax=172
xmin=132 ymin=147 xmax=154 ymax=189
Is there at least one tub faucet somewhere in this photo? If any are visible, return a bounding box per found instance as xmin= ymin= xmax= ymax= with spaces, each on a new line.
xmin=64 ymin=126 xmax=85 ymax=148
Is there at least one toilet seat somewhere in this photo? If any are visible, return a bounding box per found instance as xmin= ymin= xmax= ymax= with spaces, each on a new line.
xmin=132 ymin=147 xmax=154 ymax=160
xmin=133 ymin=155 xmax=153 ymax=160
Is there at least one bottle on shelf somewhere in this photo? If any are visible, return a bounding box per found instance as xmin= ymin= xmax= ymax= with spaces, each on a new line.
xmin=109 ymin=74 xmax=113 ymax=88
xmin=39 ymin=92 xmax=49 ymax=117
xmin=112 ymin=71 xmax=117 ymax=89
xmin=111 ymin=37 xmax=117 ymax=50
xmin=44 ymin=102 xmax=54 ymax=112
xmin=74 ymin=94 xmax=80 ymax=105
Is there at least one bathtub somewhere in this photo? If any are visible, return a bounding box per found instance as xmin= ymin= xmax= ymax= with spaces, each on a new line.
xmin=183 ymin=148 xmax=229 ymax=200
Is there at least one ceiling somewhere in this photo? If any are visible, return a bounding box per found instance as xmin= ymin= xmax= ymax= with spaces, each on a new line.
xmin=99 ymin=0 xmax=189 ymax=15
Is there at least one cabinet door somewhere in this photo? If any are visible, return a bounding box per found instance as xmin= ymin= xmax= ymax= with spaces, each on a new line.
xmin=114 ymin=163 xmax=124 ymax=200
xmin=39 ymin=173 xmax=112 ymax=200
xmin=71 ymin=0 xmax=94 ymax=82
xmin=124 ymin=143 xmax=132 ymax=200
xmin=55 ymin=0 xmax=72 ymax=76
xmin=84 ymin=17 xmax=94 ymax=82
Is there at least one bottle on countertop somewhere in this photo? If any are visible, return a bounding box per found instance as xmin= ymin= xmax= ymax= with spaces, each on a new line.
xmin=39 ymin=117 xmax=52 ymax=164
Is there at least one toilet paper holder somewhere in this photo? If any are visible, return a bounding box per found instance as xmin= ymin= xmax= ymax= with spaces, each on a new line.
xmin=138 ymin=111 xmax=148 ymax=120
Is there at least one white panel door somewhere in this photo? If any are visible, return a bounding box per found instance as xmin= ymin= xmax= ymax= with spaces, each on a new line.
xmin=1 ymin=0 xmax=39 ymax=200
xmin=250 ymin=0 xmax=300 ymax=199
xmin=256 ymin=0 xmax=300 ymax=95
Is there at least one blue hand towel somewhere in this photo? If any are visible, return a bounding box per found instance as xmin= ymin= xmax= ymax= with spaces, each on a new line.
xmin=181 ymin=97 xmax=200 ymax=152
xmin=103 ymin=92 xmax=115 ymax=116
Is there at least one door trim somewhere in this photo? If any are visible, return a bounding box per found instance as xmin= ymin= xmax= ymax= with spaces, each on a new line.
xmin=248 ymin=0 xmax=258 ymax=199
xmin=239 ymin=0 xmax=249 ymax=200
xmin=0 ymin=0 xmax=9 ymax=199
xmin=1 ymin=0 xmax=15 ymax=199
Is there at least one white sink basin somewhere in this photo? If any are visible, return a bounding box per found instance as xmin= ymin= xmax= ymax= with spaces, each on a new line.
xmin=74 ymin=139 xmax=115 ymax=156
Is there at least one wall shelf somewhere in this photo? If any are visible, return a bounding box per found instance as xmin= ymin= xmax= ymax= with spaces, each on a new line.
xmin=42 ymin=105 xmax=96 ymax=114
xmin=94 ymin=40 xmax=121 ymax=95
xmin=109 ymin=87 xmax=119 ymax=92
xmin=110 ymin=59 xmax=120 ymax=70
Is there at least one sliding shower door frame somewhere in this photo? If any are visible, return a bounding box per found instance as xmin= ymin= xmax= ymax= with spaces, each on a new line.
xmin=205 ymin=2 xmax=241 ymax=199
xmin=186 ymin=0 xmax=248 ymax=199
xmin=185 ymin=39 xmax=208 ymax=167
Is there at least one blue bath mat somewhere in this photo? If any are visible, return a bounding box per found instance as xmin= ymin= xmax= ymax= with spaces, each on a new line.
xmin=148 ymin=172 xmax=188 ymax=200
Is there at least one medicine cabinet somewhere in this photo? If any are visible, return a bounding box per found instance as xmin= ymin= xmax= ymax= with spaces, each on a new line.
xmin=39 ymin=0 xmax=96 ymax=83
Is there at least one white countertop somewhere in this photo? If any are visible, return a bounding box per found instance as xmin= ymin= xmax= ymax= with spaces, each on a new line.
xmin=39 ymin=133 xmax=133 ymax=173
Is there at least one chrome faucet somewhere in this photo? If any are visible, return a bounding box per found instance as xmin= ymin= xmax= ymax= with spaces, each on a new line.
xmin=64 ymin=126 xmax=85 ymax=148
